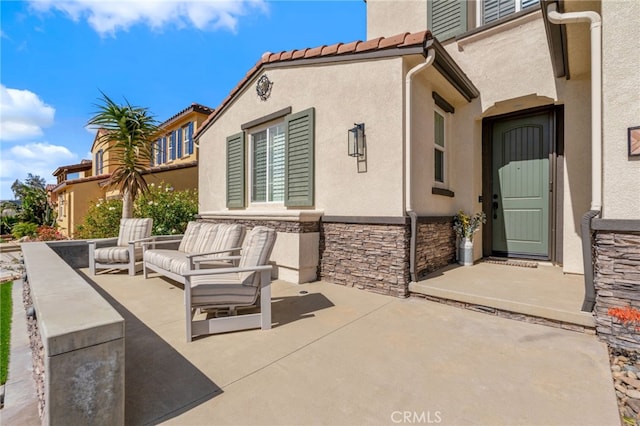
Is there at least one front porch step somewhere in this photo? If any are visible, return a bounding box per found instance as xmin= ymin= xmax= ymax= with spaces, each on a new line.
xmin=409 ymin=281 xmax=595 ymax=332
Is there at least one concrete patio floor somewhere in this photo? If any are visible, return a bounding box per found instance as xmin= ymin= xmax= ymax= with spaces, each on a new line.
xmin=411 ymin=261 xmax=594 ymax=328
xmin=79 ymin=267 xmax=619 ymax=426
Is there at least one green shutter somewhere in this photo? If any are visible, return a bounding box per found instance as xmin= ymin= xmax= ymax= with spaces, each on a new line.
xmin=284 ymin=108 xmax=314 ymax=207
xmin=483 ymin=0 xmax=515 ymax=24
xmin=226 ymin=132 xmax=245 ymax=208
xmin=428 ymin=0 xmax=467 ymax=41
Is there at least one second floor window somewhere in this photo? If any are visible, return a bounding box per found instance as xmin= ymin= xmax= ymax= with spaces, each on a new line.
xmin=184 ymin=122 xmax=194 ymax=156
xmin=482 ymin=0 xmax=539 ymax=25
xmin=95 ymin=149 xmax=104 ymax=175
xmin=251 ymin=123 xmax=285 ymax=203
xmin=428 ymin=0 xmax=540 ymax=41
xmin=169 ymin=132 xmax=176 ymax=161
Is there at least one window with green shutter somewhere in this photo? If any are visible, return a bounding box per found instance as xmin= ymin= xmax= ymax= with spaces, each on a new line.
xmin=284 ymin=108 xmax=314 ymax=207
xmin=226 ymin=107 xmax=315 ymax=209
xmin=226 ymin=132 xmax=245 ymax=208
xmin=428 ymin=0 xmax=467 ymax=41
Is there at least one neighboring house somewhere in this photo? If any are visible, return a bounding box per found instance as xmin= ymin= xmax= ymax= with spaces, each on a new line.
xmin=144 ymin=103 xmax=213 ymax=190
xmin=194 ymin=0 xmax=639 ymax=307
xmin=52 ymin=159 xmax=106 ymax=236
xmin=51 ymin=104 xmax=213 ymax=237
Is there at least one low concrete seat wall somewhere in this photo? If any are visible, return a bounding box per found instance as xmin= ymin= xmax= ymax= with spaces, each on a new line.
xmin=21 ymin=242 xmax=124 ymax=425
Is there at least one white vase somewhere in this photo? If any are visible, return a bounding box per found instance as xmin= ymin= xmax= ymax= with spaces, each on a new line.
xmin=458 ymin=237 xmax=474 ymax=266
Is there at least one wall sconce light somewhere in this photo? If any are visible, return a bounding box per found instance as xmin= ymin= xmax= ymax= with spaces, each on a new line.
xmin=348 ymin=123 xmax=365 ymax=157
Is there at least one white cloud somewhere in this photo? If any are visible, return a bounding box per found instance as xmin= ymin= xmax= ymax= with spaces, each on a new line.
xmin=0 ymin=85 xmax=55 ymax=141
xmin=29 ymin=0 xmax=268 ymax=36
xmin=0 ymin=142 xmax=77 ymax=199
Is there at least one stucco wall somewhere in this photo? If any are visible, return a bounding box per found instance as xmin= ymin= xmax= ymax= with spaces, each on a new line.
xmin=56 ymin=181 xmax=104 ymax=237
xmin=366 ymin=0 xmax=427 ymax=39
xmin=601 ymin=0 xmax=640 ymax=219
xmin=144 ymin=165 xmax=198 ymax=192
xmin=442 ymin=11 xmax=591 ymax=273
xmin=198 ymin=58 xmax=406 ymax=217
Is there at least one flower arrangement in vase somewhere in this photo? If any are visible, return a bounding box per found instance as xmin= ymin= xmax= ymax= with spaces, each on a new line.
xmin=452 ymin=210 xmax=486 ymax=266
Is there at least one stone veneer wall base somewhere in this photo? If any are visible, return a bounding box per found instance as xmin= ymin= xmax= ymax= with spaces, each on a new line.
xmin=320 ymin=222 xmax=410 ymax=297
xmin=415 ymin=218 xmax=456 ymax=280
xmin=593 ymin=231 xmax=640 ymax=351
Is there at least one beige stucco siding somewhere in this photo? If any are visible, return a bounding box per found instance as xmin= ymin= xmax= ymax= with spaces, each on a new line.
xmin=442 ymin=11 xmax=591 ymax=273
xmin=198 ymin=58 xmax=406 ymax=217
xmin=366 ymin=0 xmax=427 ymax=39
xmin=601 ymin=0 xmax=640 ymax=219
xmin=409 ymin=65 xmax=481 ymax=217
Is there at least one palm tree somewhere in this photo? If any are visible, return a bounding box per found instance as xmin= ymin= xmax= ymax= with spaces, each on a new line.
xmin=87 ymin=92 xmax=160 ymax=218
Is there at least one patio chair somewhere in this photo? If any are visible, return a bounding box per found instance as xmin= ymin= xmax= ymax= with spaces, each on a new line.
xmin=89 ymin=218 xmax=154 ymax=276
xmin=182 ymin=226 xmax=277 ymax=341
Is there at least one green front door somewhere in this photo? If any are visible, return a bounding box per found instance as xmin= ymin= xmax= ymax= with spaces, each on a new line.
xmin=491 ymin=113 xmax=551 ymax=258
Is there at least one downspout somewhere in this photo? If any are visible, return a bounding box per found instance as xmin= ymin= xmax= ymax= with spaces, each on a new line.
xmin=405 ymin=48 xmax=436 ymax=284
xmin=546 ymin=2 xmax=602 ymax=311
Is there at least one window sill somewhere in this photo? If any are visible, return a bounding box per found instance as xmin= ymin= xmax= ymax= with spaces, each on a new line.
xmin=432 ymin=187 xmax=455 ymax=198
xmin=199 ymin=209 xmax=324 ymax=222
xmin=455 ymin=6 xmax=541 ymax=47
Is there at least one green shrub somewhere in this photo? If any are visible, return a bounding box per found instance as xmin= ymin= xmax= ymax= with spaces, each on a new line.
xmin=74 ymin=184 xmax=198 ymax=239
xmin=75 ymin=199 xmax=123 ymax=239
xmin=11 ymin=222 xmax=38 ymax=239
xmin=135 ymin=183 xmax=198 ymax=235
xmin=0 ymin=215 xmax=18 ymax=236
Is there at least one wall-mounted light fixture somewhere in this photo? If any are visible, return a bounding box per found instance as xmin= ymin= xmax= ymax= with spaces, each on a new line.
xmin=348 ymin=123 xmax=365 ymax=157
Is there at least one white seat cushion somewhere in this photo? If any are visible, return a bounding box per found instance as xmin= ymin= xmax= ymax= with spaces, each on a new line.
xmin=95 ymin=246 xmax=143 ymax=263
xmin=178 ymin=222 xmax=202 ymax=253
xmin=117 ymin=218 xmax=153 ymax=247
xmin=144 ymin=249 xmax=190 ymax=275
xmin=190 ymin=280 xmax=258 ymax=307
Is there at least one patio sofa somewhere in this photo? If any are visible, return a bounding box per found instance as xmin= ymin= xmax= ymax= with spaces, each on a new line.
xmin=143 ymin=221 xmax=246 ymax=285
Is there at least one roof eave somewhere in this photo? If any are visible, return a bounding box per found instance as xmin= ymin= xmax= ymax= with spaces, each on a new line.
xmin=541 ymin=0 xmax=570 ymax=79
xmin=428 ymin=39 xmax=480 ymax=102
xmin=159 ymin=104 xmax=214 ymax=129
xmin=195 ymin=46 xmax=434 ymax=140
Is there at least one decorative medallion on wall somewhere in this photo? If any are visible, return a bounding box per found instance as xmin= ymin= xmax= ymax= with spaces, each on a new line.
xmin=256 ymin=75 xmax=273 ymax=101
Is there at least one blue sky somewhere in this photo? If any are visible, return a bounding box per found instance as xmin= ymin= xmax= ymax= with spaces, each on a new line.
xmin=0 ymin=0 xmax=366 ymax=200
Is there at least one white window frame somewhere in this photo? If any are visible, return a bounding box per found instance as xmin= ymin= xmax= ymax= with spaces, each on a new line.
xmin=182 ymin=125 xmax=189 ymax=157
xmin=59 ymin=193 xmax=65 ymax=218
xmin=433 ymin=106 xmax=449 ymax=187
xmin=249 ymin=121 xmax=285 ymax=206
xmin=167 ymin=132 xmax=175 ymax=162
xmin=476 ymin=0 xmax=539 ymax=27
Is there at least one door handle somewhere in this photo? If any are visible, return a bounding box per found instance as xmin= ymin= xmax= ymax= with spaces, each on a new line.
xmin=493 ymin=201 xmax=499 ymax=219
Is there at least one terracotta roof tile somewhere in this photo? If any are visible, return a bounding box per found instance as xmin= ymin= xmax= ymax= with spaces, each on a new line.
xmin=400 ymin=30 xmax=430 ymax=47
xmin=291 ymin=48 xmax=309 ymax=60
xmin=355 ymin=37 xmax=383 ymax=52
xmin=261 ymin=52 xmax=272 ymax=62
xmin=321 ymin=43 xmax=342 ymax=56
xmin=379 ymin=32 xmax=411 ymax=49
xmin=337 ymin=40 xmax=361 ymax=54
xmin=304 ymin=45 xmax=325 ymax=58
xmin=159 ymin=103 xmax=215 ymax=127
xmin=194 ymin=30 xmax=432 ymax=140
